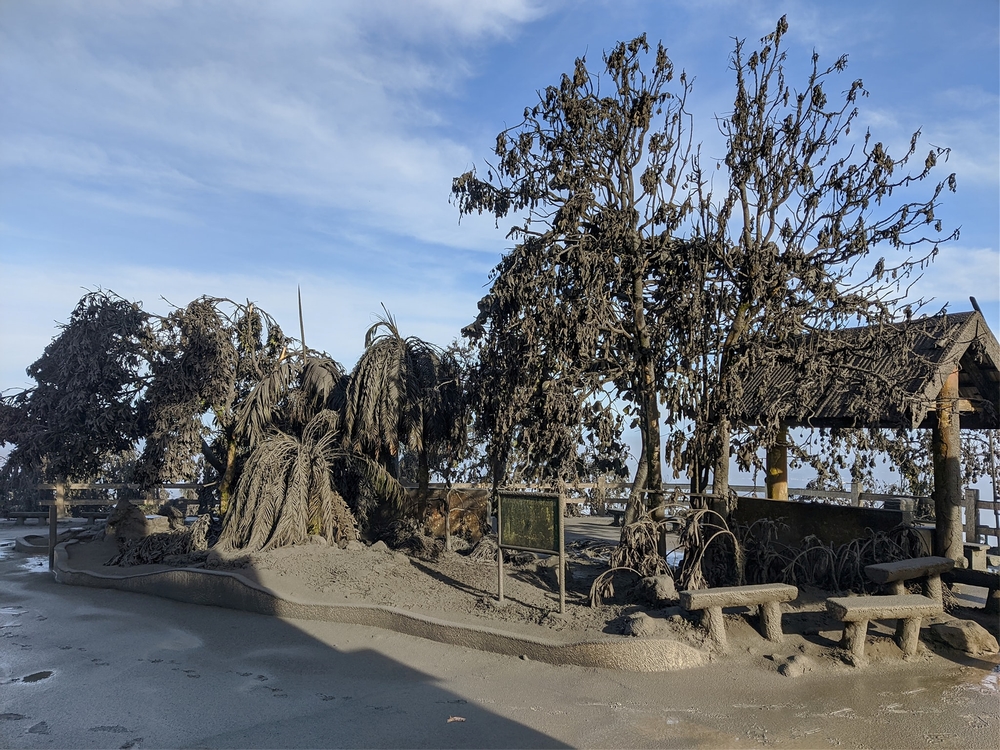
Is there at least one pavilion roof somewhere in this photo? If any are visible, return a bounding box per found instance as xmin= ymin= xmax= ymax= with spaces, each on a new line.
xmin=734 ymin=310 xmax=1000 ymax=430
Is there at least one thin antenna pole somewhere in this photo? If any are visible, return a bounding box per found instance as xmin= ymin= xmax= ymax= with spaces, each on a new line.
xmin=297 ymin=286 xmax=307 ymax=364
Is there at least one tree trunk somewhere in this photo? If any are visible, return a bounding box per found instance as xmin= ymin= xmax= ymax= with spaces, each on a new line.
xmin=624 ymin=449 xmax=648 ymax=526
xmin=631 ymin=271 xmax=663 ymax=516
xmin=711 ymin=417 xmax=732 ymax=515
xmin=219 ymin=437 xmax=238 ymax=516
xmin=417 ymin=448 xmax=431 ymax=518
xmin=932 ymin=369 xmax=964 ymax=565
xmin=641 ymin=367 xmax=664 ymax=506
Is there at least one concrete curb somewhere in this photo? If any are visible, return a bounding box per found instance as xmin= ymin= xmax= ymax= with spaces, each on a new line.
xmin=53 ymin=540 xmax=705 ymax=673
xmin=15 ymin=534 xmax=50 ymax=554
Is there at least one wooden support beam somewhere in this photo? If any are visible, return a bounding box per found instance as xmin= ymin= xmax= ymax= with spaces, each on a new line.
xmin=765 ymin=426 xmax=788 ymax=501
xmin=933 ymin=369 xmax=964 ymax=565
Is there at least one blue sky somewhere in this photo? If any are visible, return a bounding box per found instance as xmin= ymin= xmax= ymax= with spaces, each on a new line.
xmin=2 ymin=0 xmax=997 ymax=403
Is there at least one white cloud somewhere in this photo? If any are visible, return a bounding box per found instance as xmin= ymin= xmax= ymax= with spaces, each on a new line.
xmin=0 ymin=0 xmax=540 ymax=256
xmin=907 ymin=246 xmax=1000 ymax=307
xmin=1 ymin=0 xmax=995 ymax=391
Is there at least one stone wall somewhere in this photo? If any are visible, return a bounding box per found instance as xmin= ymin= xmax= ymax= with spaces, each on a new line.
xmin=732 ymin=496 xmax=914 ymax=547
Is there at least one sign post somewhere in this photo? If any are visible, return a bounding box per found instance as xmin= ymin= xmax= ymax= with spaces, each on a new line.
xmin=496 ymin=490 xmax=565 ymax=614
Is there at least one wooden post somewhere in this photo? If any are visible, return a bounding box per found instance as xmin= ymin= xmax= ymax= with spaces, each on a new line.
xmin=932 ymin=369 xmax=964 ymax=565
xmin=851 ymin=481 xmax=863 ymax=507
xmin=48 ymin=482 xmax=65 ymax=571
xmin=765 ymin=426 xmax=788 ymax=500
xmin=963 ymin=488 xmax=978 ymax=543
xmin=558 ymin=489 xmax=566 ymax=616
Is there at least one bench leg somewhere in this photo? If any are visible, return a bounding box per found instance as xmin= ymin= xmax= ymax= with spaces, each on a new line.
xmin=894 ymin=618 xmax=906 ymax=643
xmin=924 ymin=574 xmax=943 ymax=606
xmin=898 ymin=617 xmax=922 ymax=657
xmin=888 ymin=581 xmax=905 ymax=596
xmin=986 ymin=588 xmax=1000 ymax=616
xmin=842 ymin=620 xmax=868 ymax=660
xmin=759 ymin=601 xmax=783 ymax=642
xmin=702 ymin=606 xmax=727 ymax=651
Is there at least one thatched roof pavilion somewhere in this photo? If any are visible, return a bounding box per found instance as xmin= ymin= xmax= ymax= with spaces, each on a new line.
xmin=737 ymin=310 xmax=999 ymax=431
xmin=734 ymin=310 xmax=999 ymax=563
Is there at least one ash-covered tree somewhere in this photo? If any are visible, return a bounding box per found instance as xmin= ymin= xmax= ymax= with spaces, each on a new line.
xmin=675 ymin=17 xmax=957 ymax=506
xmin=453 ymin=36 xmax=695 ymax=515
xmin=454 ymin=20 xmax=957 ymax=528
xmin=135 ymin=297 xmax=291 ymax=512
xmin=794 ymin=426 xmax=992 ymax=516
xmin=0 ymin=290 xmax=150 ymax=497
xmin=421 ymin=338 xmax=630 ymax=491
xmin=342 ymin=310 xmax=465 ymax=502
xmin=217 ymin=391 xmax=405 ymax=553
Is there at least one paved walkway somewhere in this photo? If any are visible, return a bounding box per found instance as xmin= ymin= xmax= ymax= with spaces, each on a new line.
xmin=2 ymin=520 xmax=998 ymax=748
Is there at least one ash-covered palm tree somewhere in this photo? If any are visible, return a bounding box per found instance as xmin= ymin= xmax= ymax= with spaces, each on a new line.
xmin=136 ymin=297 xmax=291 ymax=513
xmin=216 ymin=409 xmax=403 ymax=552
xmin=342 ymin=309 xmax=464 ymax=497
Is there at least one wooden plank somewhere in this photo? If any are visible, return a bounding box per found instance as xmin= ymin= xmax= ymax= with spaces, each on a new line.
xmin=36 ymin=482 xmax=202 ymax=490
xmin=38 ymin=499 xmax=121 ymax=507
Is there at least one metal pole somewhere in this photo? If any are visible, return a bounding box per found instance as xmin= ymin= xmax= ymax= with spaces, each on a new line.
xmin=496 ymin=492 xmax=504 ymax=604
xmin=558 ymin=496 xmax=565 ymax=615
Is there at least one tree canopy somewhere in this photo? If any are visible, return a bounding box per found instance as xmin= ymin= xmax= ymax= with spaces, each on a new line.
xmin=0 ymin=290 xmax=149 ymax=484
xmin=677 ymin=17 xmax=957 ymax=505
xmin=454 ymin=18 xmax=957 ymax=513
xmin=135 ymin=297 xmax=292 ymax=511
xmin=453 ymin=35 xmax=695 ymax=506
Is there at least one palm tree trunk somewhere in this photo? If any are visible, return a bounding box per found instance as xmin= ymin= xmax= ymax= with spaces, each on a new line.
xmin=219 ymin=437 xmax=238 ymax=516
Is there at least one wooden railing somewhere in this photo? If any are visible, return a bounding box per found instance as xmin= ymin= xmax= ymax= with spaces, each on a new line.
xmin=404 ymin=480 xmax=927 ymax=508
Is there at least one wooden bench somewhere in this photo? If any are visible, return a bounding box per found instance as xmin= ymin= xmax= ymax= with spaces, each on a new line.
xmin=8 ymin=511 xmax=49 ymax=525
xmin=864 ymin=556 xmax=954 ymax=605
xmin=826 ymin=594 xmax=941 ymax=662
xmin=680 ymin=583 xmax=798 ymax=650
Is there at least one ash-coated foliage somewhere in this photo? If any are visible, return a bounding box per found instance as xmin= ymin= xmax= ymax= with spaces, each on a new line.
xmin=217 ymin=410 xmax=403 ymax=552
xmin=0 ymin=290 xmax=150 ymax=485
xmin=1 ymin=288 xmax=442 ymax=549
xmin=454 ymin=35 xmax=694 ymax=501
xmin=135 ymin=297 xmax=292 ymax=507
xmin=343 ymin=309 xmax=465 ymax=492
xmin=455 ymin=18 xmax=957 ymax=507
xmin=678 ymin=16 xmax=957 ymax=500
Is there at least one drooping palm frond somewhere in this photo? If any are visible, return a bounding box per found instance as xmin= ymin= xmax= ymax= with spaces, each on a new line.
xmin=234 ymin=354 xmax=346 ymax=449
xmin=674 ymin=509 xmax=744 ymax=591
xmin=217 ymin=410 xmax=405 ymax=553
xmin=234 ymin=357 xmax=299 ymax=447
xmin=342 ymin=309 xmax=464 ymax=494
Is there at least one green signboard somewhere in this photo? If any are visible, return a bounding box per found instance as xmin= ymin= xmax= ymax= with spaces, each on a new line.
xmin=498 ymin=491 xmax=561 ymax=554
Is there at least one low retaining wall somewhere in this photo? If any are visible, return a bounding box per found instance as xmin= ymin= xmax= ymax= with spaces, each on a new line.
xmin=733 ymin=496 xmax=914 ymax=547
xmin=52 ymin=540 xmax=704 ymax=673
